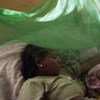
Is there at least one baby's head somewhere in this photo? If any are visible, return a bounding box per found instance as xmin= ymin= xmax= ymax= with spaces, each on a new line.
xmin=86 ymin=64 xmax=100 ymax=98
xmin=21 ymin=44 xmax=60 ymax=80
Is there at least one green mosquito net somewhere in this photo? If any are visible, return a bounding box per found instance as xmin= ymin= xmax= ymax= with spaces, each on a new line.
xmin=0 ymin=0 xmax=100 ymax=50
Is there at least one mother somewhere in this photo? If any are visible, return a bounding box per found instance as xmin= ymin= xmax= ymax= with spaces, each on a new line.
xmin=18 ymin=44 xmax=84 ymax=100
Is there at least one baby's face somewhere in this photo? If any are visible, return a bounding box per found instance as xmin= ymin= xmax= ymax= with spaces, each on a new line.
xmin=86 ymin=65 xmax=100 ymax=90
xmin=38 ymin=52 xmax=60 ymax=76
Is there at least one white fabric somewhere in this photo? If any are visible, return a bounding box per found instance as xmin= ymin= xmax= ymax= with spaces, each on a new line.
xmin=0 ymin=43 xmax=26 ymax=100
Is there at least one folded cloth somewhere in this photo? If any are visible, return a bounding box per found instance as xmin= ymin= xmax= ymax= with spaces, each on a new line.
xmin=0 ymin=43 xmax=26 ymax=100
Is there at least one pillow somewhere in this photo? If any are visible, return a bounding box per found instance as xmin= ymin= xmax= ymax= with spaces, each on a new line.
xmin=0 ymin=43 xmax=26 ymax=100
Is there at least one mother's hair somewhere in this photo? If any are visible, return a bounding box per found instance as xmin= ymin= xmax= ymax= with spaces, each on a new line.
xmin=21 ymin=44 xmax=50 ymax=80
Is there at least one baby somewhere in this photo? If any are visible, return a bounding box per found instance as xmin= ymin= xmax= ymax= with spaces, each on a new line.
xmin=86 ymin=64 xmax=100 ymax=100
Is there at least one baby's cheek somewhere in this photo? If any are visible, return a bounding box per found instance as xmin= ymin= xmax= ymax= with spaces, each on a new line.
xmin=46 ymin=64 xmax=60 ymax=75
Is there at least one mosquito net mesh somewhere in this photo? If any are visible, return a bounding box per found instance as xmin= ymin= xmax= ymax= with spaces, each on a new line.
xmin=0 ymin=0 xmax=100 ymax=50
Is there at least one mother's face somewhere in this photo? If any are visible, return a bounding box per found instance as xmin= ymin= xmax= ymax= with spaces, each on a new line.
xmin=37 ymin=52 xmax=60 ymax=76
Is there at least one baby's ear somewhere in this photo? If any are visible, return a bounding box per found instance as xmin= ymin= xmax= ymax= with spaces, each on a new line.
xmin=35 ymin=57 xmax=43 ymax=67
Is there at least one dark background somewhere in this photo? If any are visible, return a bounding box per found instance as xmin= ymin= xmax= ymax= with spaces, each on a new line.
xmin=0 ymin=0 xmax=44 ymax=11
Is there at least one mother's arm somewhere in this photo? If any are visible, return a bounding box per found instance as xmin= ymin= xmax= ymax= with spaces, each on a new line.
xmin=80 ymin=55 xmax=100 ymax=74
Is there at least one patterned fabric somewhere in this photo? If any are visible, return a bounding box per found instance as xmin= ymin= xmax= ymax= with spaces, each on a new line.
xmin=58 ymin=50 xmax=82 ymax=79
xmin=58 ymin=50 xmax=80 ymax=66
